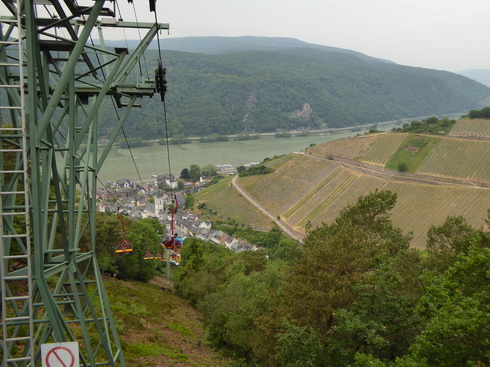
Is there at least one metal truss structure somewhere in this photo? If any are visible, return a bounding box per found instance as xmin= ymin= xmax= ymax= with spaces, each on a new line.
xmin=0 ymin=0 xmax=168 ymax=365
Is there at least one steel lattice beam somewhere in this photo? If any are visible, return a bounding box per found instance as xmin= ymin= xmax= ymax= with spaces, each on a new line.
xmin=0 ymin=0 xmax=168 ymax=365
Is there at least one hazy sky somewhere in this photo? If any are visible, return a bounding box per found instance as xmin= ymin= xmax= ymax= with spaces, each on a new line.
xmin=112 ymin=0 xmax=489 ymax=72
xmin=0 ymin=0 xmax=486 ymax=71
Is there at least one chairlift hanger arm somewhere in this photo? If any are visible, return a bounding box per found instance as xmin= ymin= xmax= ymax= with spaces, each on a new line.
xmin=171 ymin=195 xmax=178 ymax=235
xmin=113 ymin=22 xmax=168 ymax=85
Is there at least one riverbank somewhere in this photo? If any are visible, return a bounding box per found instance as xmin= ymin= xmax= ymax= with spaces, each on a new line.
xmin=97 ymin=114 xmax=465 ymax=184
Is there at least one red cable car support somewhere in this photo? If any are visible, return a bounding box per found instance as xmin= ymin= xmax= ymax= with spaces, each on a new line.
xmin=170 ymin=194 xmax=178 ymax=237
xmin=115 ymin=209 xmax=133 ymax=253
xmin=162 ymin=195 xmax=184 ymax=256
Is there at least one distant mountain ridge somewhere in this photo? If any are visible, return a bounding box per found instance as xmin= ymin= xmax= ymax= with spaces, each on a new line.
xmin=108 ymin=36 xmax=394 ymax=62
xmin=98 ymin=37 xmax=490 ymax=139
xmin=458 ymin=69 xmax=490 ymax=87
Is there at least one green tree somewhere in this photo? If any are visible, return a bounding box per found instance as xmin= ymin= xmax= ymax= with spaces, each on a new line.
xmin=425 ymin=216 xmax=481 ymax=273
xmin=189 ymin=164 xmax=201 ymax=182
xmin=113 ymin=217 xmax=164 ymax=281
xmin=237 ymin=165 xmax=246 ymax=173
xmin=180 ymin=168 xmax=190 ymax=180
xmin=197 ymin=257 xmax=287 ymax=362
xmin=202 ymin=164 xmax=218 ymax=177
xmin=409 ymin=246 xmax=490 ymax=366
xmin=282 ymin=191 xmax=412 ymax=364
xmin=397 ymin=161 xmax=408 ymax=172
xmin=238 ymin=164 xmax=274 ymax=177
xmin=326 ymin=250 xmax=424 ymax=365
xmin=96 ymin=213 xmax=163 ymax=282
xmin=175 ymin=239 xmax=234 ymax=305
xmin=95 ymin=212 xmax=121 ymax=274
xmin=184 ymin=194 xmax=194 ymax=208
xmin=275 ymin=321 xmax=323 ymax=367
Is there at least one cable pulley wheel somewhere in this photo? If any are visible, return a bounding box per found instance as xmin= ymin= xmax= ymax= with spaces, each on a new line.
xmin=155 ymin=59 xmax=167 ymax=101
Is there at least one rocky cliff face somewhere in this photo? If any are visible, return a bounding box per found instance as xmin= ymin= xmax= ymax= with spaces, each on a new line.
xmin=291 ymin=103 xmax=313 ymax=120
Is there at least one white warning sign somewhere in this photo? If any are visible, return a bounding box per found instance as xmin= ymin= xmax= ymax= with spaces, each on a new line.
xmin=41 ymin=342 xmax=79 ymax=367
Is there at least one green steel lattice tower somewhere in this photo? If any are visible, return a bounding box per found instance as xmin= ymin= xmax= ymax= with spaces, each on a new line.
xmin=0 ymin=0 xmax=168 ymax=365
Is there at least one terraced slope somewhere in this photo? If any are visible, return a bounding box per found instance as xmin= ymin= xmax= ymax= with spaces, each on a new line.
xmin=272 ymin=157 xmax=490 ymax=248
xmin=290 ymin=168 xmax=361 ymax=229
xmin=295 ymin=171 xmax=387 ymax=230
xmin=239 ymin=154 xmax=339 ymax=214
xmin=417 ymin=138 xmax=490 ymax=182
xmin=241 ymin=154 xmax=489 ymax=248
xmin=450 ymin=118 xmax=490 ymax=138
xmin=194 ymin=177 xmax=273 ymax=231
xmin=195 ymin=124 xmax=490 ymax=249
xmin=384 ymin=182 xmax=490 ymax=246
xmin=277 ymin=169 xmax=488 ymax=247
xmin=307 ymin=134 xmax=380 ymax=160
xmin=307 ymin=133 xmax=408 ymax=167
xmin=362 ymin=133 xmax=408 ymax=165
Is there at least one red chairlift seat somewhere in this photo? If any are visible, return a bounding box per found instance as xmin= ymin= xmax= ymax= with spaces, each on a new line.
xmin=163 ymin=237 xmax=175 ymax=250
xmin=161 ymin=195 xmax=184 ymax=252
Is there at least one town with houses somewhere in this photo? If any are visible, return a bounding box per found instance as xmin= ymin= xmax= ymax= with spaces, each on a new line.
xmin=96 ymin=164 xmax=262 ymax=254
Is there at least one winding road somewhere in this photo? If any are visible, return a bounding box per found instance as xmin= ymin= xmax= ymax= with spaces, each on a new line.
xmin=231 ymin=175 xmax=305 ymax=243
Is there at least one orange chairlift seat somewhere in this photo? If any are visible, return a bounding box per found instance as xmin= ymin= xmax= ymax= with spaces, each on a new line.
xmin=115 ymin=209 xmax=133 ymax=253
xmin=143 ymin=238 xmax=162 ymax=260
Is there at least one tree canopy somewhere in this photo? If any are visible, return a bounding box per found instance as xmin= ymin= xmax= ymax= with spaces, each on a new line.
xmin=172 ymin=190 xmax=490 ymax=366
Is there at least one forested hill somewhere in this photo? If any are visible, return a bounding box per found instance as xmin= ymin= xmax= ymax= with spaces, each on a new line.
xmin=117 ymin=36 xmax=393 ymax=61
xmin=99 ymin=37 xmax=490 ymax=139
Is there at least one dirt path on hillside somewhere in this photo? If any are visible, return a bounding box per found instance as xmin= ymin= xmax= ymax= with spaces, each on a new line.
xmin=231 ymin=176 xmax=305 ymax=243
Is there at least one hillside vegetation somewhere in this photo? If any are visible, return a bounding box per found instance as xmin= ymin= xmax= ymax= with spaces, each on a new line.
xmin=103 ymin=277 xmax=229 ymax=366
xmin=96 ymin=37 xmax=490 ymax=140
xmin=95 ymin=115 xmax=490 ymax=367
xmin=176 ymin=191 xmax=490 ymax=366
xmin=195 ymin=117 xmax=490 ymax=248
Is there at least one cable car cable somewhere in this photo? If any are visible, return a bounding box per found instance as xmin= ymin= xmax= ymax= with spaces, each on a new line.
xmin=130 ymin=1 xmax=150 ymax=78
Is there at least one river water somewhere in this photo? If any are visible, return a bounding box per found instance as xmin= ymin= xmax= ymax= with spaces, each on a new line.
xmin=97 ymin=127 xmax=391 ymax=183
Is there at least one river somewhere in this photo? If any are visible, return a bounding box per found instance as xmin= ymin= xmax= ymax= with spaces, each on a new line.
xmin=97 ymin=126 xmax=396 ymax=183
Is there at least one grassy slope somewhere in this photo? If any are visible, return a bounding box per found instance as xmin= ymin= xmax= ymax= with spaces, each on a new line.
xmin=195 ymin=119 xmax=490 ymax=248
xmin=385 ymin=135 xmax=442 ymax=172
xmin=104 ymin=277 xmax=229 ymax=367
